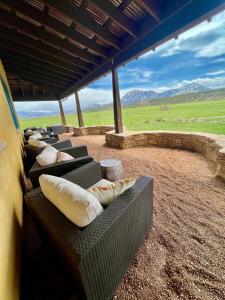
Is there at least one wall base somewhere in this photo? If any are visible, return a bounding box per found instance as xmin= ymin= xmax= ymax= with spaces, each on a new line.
xmin=105 ymin=130 xmax=225 ymax=180
xmin=73 ymin=125 xmax=114 ymax=136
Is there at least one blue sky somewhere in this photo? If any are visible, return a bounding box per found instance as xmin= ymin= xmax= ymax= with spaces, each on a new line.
xmin=15 ymin=9 xmax=225 ymax=114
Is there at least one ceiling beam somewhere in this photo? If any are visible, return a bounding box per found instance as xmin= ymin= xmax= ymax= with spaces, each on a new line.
xmin=0 ymin=37 xmax=85 ymax=75
xmin=0 ymin=25 xmax=93 ymax=72
xmin=13 ymin=95 xmax=58 ymax=102
xmin=90 ymin=0 xmax=138 ymax=37
xmin=43 ymin=0 xmax=122 ymax=49
xmin=0 ymin=0 xmax=109 ymax=58
xmin=0 ymin=49 xmax=80 ymax=80
xmin=0 ymin=7 xmax=100 ymax=66
xmin=138 ymin=0 xmax=162 ymax=21
xmin=1 ymin=58 xmax=75 ymax=86
xmin=8 ymin=74 xmax=61 ymax=95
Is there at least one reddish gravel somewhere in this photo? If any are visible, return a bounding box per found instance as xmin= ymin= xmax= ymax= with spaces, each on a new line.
xmin=62 ymin=134 xmax=225 ymax=300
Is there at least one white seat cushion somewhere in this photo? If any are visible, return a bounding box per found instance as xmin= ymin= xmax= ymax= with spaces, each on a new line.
xmin=28 ymin=140 xmax=47 ymax=148
xmin=39 ymin=174 xmax=103 ymax=227
xmin=36 ymin=145 xmax=58 ymax=166
xmin=88 ymin=178 xmax=136 ymax=205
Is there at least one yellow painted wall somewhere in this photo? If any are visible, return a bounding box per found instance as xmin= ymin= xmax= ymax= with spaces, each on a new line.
xmin=0 ymin=61 xmax=24 ymax=300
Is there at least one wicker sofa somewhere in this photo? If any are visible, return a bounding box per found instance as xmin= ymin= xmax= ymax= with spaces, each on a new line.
xmin=47 ymin=125 xmax=65 ymax=134
xmin=25 ymin=161 xmax=153 ymax=300
xmin=24 ymin=139 xmax=72 ymax=172
xmin=28 ymin=145 xmax=93 ymax=187
xmin=24 ymin=131 xmax=59 ymax=142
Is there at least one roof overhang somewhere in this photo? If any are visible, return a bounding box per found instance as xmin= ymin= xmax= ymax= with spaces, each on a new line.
xmin=0 ymin=0 xmax=225 ymax=101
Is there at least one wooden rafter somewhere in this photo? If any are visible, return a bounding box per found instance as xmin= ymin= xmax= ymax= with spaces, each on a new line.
xmin=90 ymin=0 xmax=138 ymax=37
xmin=0 ymin=49 xmax=80 ymax=80
xmin=0 ymin=7 xmax=100 ymax=66
xmin=0 ymin=37 xmax=85 ymax=75
xmin=0 ymin=25 xmax=92 ymax=72
xmin=138 ymin=0 xmax=162 ymax=21
xmin=2 ymin=59 xmax=74 ymax=86
xmin=43 ymin=0 xmax=122 ymax=49
xmin=13 ymin=95 xmax=57 ymax=102
xmin=0 ymin=0 xmax=109 ymax=58
xmin=5 ymin=66 xmax=70 ymax=90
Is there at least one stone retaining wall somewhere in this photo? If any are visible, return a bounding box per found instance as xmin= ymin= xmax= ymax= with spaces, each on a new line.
xmin=64 ymin=125 xmax=74 ymax=133
xmin=105 ymin=130 xmax=225 ymax=180
xmin=73 ymin=125 xmax=114 ymax=136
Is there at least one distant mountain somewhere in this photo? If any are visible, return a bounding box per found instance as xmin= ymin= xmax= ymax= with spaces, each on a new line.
xmin=122 ymin=90 xmax=158 ymax=105
xmin=17 ymin=111 xmax=58 ymax=118
xmin=159 ymin=83 xmax=208 ymax=98
xmin=121 ymin=83 xmax=208 ymax=105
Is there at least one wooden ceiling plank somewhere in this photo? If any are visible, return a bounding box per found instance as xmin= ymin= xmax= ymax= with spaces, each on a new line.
xmin=0 ymin=49 xmax=80 ymax=80
xmin=1 ymin=0 xmax=109 ymax=58
xmin=44 ymin=0 xmax=122 ymax=49
xmin=2 ymin=58 xmax=75 ymax=85
xmin=0 ymin=7 xmax=100 ymax=65
xmin=0 ymin=25 xmax=93 ymax=72
xmin=90 ymin=0 xmax=138 ymax=37
xmin=5 ymin=66 xmax=71 ymax=89
xmin=6 ymin=67 xmax=66 ymax=93
xmin=0 ymin=37 xmax=85 ymax=75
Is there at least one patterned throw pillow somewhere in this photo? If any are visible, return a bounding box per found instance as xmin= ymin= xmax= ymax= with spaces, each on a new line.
xmin=57 ymin=151 xmax=74 ymax=162
xmin=88 ymin=177 xmax=136 ymax=205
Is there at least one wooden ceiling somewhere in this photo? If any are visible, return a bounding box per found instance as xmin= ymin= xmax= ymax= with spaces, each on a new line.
xmin=0 ymin=0 xmax=225 ymax=101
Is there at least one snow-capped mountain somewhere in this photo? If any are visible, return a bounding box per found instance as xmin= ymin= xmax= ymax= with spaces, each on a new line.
xmin=121 ymin=83 xmax=208 ymax=105
xmin=122 ymin=90 xmax=158 ymax=105
xmin=159 ymin=83 xmax=208 ymax=98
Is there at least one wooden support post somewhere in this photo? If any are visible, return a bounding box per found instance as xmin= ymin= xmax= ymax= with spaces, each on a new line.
xmin=112 ymin=62 xmax=123 ymax=133
xmin=75 ymin=91 xmax=84 ymax=127
xmin=58 ymin=100 xmax=66 ymax=125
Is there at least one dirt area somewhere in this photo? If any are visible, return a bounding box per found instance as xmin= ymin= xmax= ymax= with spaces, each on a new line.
xmin=62 ymin=134 xmax=225 ymax=300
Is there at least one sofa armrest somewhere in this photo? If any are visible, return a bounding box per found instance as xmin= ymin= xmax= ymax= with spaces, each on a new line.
xmin=52 ymin=140 xmax=72 ymax=150
xmin=62 ymin=145 xmax=88 ymax=158
xmin=62 ymin=161 xmax=102 ymax=189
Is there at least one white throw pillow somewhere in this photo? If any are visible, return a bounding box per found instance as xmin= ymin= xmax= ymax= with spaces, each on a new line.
xmin=29 ymin=132 xmax=43 ymax=141
xmin=57 ymin=151 xmax=74 ymax=162
xmin=26 ymin=129 xmax=33 ymax=135
xmin=88 ymin=178 xmax=136 ymax=205
xmin=39 ymin=174 xmax=103 ymax=227
xmin=36 ymin=145 xmax=58 ymax=166
xmin=28 ymin=139 xmax=47 ymax=148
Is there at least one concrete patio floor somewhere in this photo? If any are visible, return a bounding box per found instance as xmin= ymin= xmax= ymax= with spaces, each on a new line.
xmin=60 ymin=133 xmax=225 ymax=300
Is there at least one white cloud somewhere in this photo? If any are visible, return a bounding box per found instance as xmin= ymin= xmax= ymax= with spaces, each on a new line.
xmin=206 ymin=70 xmax=225 ymax=76
xmin=78 ymin=88 xmax=113 ymax=107
xmin=169 ymin=76 xmax=225 ymax=90
xmin=142 ymin=9 xmax=225 ymax=59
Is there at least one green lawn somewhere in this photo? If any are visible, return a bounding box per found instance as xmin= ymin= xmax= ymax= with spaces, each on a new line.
xmin=19 ymin=99 xmax=225 ymax=135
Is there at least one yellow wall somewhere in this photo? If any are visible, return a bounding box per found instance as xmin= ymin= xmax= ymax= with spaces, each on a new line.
xmin=0 ymin=61 xmax=24 ymax=300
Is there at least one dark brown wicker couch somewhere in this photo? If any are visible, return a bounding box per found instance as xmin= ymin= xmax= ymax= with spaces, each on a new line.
xmin=28 ymin=145 xmax=93 ymax=187
xmin=24 ymin=139 xmax=72 ymax=173
xmin=25 ymin=161 xmax=153 ymax=300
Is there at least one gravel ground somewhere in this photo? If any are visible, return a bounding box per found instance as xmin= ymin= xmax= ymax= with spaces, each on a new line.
xmin=62 ymin=134 xmax=225 ymax=300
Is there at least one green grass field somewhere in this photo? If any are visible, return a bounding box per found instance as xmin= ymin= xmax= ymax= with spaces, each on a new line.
xmin=19 ymin=99 xmax=225 ymax=135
